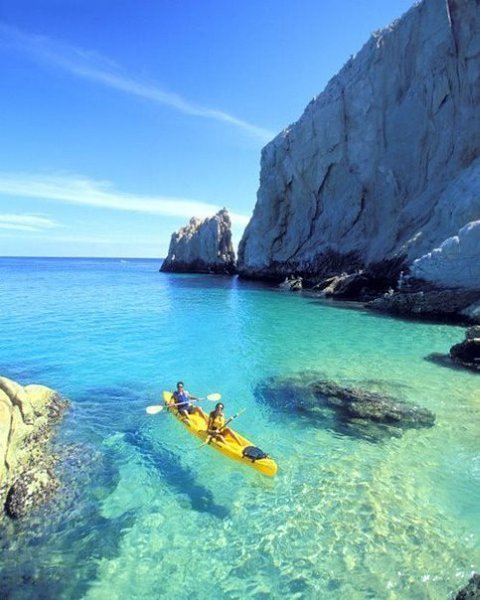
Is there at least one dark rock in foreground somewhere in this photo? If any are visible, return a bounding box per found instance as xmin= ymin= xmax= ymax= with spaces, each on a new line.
xmin=455 ymin=573 xmax=480 ymax=600
xmin=161 ymin=208 xmax=236 ymax=275
xmin=255 ymin=374 xmax=434 ymax=442
xmin=449 ymin=326 xmax=480 ymax=372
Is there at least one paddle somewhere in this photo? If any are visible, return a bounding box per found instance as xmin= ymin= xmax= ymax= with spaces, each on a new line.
xmin=145 ymin=392 xmax=222 ymax=415
xmin=198 ymin=408 xmax=246 ymax=448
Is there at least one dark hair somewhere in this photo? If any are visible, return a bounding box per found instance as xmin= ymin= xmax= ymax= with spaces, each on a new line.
xmin=216 ymin=402 xmax=224 ymax=410
xmin=177 ymin=381 xmax=184 ymax=387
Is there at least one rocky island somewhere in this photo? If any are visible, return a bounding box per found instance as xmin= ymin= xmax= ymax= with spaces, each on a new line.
xmin=0 ymin=376 xmax=68 ymax=519
xmin=161 ymin=208 xmax=236 ymax=274
xmin=235 ymin=0 xmax=480 ymax=322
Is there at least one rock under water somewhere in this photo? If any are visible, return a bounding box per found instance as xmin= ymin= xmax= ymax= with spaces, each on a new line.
xmin=255 ymin=374 xmax=434 ymax=442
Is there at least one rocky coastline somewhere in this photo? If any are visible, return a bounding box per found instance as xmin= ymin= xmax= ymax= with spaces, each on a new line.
xmin=234 ymin=0 xmax=480 ymax=322
xmin=0 ymin=376 xmax=69 ymax=519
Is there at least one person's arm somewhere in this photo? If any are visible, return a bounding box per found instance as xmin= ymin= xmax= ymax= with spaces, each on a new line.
xmin=187 ymin=390 xmax=199 ymax=401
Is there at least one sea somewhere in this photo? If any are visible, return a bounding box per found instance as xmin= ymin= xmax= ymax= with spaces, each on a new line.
xmin=0 ymin=257 xmax=478 ymax=599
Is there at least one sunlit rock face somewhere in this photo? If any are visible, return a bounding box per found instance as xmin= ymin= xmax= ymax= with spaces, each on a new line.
xmin=411 ymin=220 xmax=480 ymax=289
xmin=161 ymin=209 xmax=236 ymax=274
xmin=238 ymin=0 xmax=480 ymax=288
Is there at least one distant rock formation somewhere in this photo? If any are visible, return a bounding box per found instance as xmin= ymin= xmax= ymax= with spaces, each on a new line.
xmin=0 ymin=376 xmax=68 ymax=518
xmin=161 ymin=209 xmax=236 ymax=274
xmin=238 ymin=0 xmax=480 ymax=293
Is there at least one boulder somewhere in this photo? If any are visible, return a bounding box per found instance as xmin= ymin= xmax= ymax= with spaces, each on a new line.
xmin=367 ymin=288 xmax=480 ymax=322
xmin=0 ymin=376 xmax=69 ymax=519
xmin=278 ymin=275 xmax=303 ymax=291
xmin=161 ymin=209 xmax=236 ymax=274
xmin=238 ymin=0 xmax=480 ymax=293
xmin=411 ymin=220 xmax=480 ymax=289
xmin=449 ymin=327 xmax=480 ymax=372
xmin=255 ymin=374 xmax=434 ymax=441
xmin=455 ymin=573 xmax=480 ymax=600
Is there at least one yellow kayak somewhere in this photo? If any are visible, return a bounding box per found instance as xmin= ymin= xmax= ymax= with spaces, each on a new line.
xmin=163 ymin=391 xmax=277 ymax=477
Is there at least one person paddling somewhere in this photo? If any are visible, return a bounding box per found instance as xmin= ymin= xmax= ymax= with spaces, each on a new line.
xmin=207 ymin=402 xmax=241 ymax=444
xmin=172 ymin=381 xmax=204 ymax=423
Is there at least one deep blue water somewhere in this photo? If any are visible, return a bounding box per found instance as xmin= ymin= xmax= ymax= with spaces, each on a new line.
xmin=0 ymin=257 xmax=478 ymax=599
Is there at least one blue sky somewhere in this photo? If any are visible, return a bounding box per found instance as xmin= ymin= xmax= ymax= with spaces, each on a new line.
xmin=0 ymin=0 xmax=414 ymax=257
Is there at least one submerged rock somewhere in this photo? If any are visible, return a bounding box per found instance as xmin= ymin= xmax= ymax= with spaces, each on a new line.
xmin=161 ymin=208 xmax=236 ymax=274
xmin=0 ymin=376 xmax=69 ymax=519
xmin=238 ymin=0 xmax=480 ymax=294
xmin=455 ymin=573 xmax=480 ymax=600
xmin=255 ymin=374 xmax=434 ymax=441
xmin=449 ymin=327 xmax=480 ymax=372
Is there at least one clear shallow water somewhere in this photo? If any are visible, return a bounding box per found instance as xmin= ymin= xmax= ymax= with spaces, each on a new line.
xmin=0 ymin=257 xmax=479 ymax=599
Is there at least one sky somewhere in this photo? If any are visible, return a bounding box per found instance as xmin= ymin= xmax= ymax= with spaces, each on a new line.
xmin=0 ymin=0 xmax=414 ymax=258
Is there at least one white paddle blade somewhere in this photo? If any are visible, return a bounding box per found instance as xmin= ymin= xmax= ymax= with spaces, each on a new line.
xmin=206 ymin=393 xmax=221 ymax=402
xmin=146 ymin=405 xmax=164 ymax=415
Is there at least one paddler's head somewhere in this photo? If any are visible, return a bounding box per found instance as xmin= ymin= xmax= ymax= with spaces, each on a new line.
xmin=215 ymin=402 xmax=224 ymax=414
xmin=176 ymin=381 xmax=184 ymax=391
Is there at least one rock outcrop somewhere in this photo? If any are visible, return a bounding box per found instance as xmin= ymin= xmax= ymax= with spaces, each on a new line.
xmin=0 ymin=376 xmax=68 ymax=518
xmin=368 ymin=287 xmax=480 ymax=323
xmin=455 ymin=573 xmax=480 ymax=600
xmin=255 ymin=374 xmax=434 ymax=441
xmin=449 ymin=326 xmax=480 ymax=371
xmin=161 ymin=209 xmax=236 ymax=274
xmin=238 ymin=0 xmax=480 ymax=292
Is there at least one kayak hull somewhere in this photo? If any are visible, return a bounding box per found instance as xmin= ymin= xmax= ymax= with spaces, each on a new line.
xmin=163 ymin=391 xmax=277 ymax=477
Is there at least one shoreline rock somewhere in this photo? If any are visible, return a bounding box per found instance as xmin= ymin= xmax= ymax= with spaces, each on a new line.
xmin=449 ymin=326 xmax=480 ymax=372
xmin=0 ymin=376 xmax=69 ymax=519
xmin=161 ymin=209 xmax=236 ymax=275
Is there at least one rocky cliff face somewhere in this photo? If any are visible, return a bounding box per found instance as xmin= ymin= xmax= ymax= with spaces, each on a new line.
xmin=0 ymin=377 xmax=68 ymax=518
xmin=238 ymin=0 xmax=480 ymax=290
xmin=161 ymin=209 xmax=236 ymax=274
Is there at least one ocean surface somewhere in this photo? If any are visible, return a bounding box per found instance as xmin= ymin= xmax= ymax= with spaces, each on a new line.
xmin=0 ymin=257 xmax=478 ymax=599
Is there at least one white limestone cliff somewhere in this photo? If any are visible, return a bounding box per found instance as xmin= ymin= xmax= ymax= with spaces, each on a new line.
xmin=238 ymin=0 xmax=480 ymax=290
xmin=411 ymin=220 xmax=480 ymax=289
xmin=161 ymin=209 xmax=236 ymax=274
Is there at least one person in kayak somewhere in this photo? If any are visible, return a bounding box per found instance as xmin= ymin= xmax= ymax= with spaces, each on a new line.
xmin=173 ymin=381 xmax=203 ymax=422
xmin=207 ymin=402 xmax=241 ymax=444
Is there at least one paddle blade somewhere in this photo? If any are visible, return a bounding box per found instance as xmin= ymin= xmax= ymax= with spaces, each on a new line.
xmin=206 ymin=393 xmax=221 ymax=402
xmin=146 ymin=405 xmax=164 ymax=415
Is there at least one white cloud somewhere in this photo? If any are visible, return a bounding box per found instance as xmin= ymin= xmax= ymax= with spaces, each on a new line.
xmin=0 ymin=172 xmax=251 ymax=227
xmin=0 ymin=213 xmax=58 ymax=232
xmin=0 ymin=23 xmax=275 ymax=143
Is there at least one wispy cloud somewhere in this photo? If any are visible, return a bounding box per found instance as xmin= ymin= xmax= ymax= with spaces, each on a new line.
xmin=0 ymin=23 xmax=274 ymax=143
xmin=0 ymin=213 xmax=58 ymax=232
xmin=0 ymin=172 xmax=250 ymax=227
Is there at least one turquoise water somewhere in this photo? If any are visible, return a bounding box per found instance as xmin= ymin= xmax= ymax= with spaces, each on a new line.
xmin=0 ymin=257 xmax=479 ymax=599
